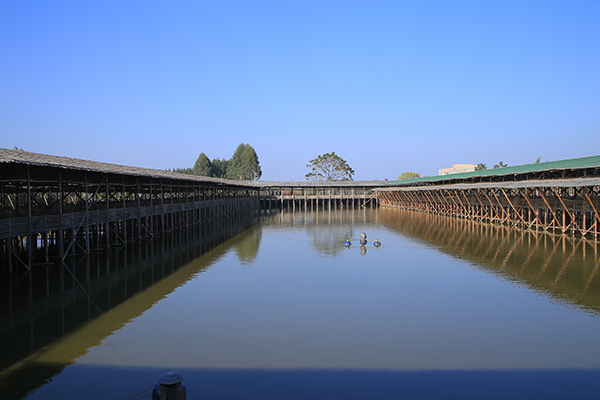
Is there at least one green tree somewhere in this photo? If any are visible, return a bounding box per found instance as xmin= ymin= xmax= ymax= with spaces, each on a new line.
xmin=306 ymin=152 xmax=354 ymax=181
xmin=167 ymin=167 xmax=193 ymax=174
xmin=211 ymin=158 xmax=229 ymax=179
xmin=397 ymin=172 xmax=420 ymax=180
xmin=193 ymin=152 xmax=214 ymax=176
xmin=493 ymin=161 xmax=508 ymax=169
xmin=535 ymin=157 xmax=542 ymax=164
xmin=475 ymin=163 xmax=487 ymax=171
xmin=241 ymin=144 xmax=262 ymax=180
xmin=227 ymin=143 xmax=262 ymax=180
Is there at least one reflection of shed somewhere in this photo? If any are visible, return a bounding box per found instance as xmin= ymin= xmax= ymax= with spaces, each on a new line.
xmin=377 ymin=155 xmax=600 ymax=239
xmin=379 ymin=206 xmax=600 ymax=315
xmin=0 ymin=212 xmax=254 ymax=392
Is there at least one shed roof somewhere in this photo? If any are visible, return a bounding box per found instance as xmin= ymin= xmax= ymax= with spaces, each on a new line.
xmin=375 ymin=177 xmax=600 ymax=192
xmin=0 ymin=148 xmax=253 ymax=186
xmin=385 ymin=155 xmax=600 ymax=186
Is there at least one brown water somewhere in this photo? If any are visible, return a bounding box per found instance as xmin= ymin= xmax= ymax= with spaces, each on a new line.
xmin=1 ymin=207 xmax=600 ymax=399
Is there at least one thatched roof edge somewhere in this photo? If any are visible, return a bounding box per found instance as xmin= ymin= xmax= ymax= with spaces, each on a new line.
xmin=0 ymin=148 xmax=254 ymax=186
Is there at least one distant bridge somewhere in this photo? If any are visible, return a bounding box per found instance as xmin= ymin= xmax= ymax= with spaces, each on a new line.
xmin=253 ymin=180 xmax=383 ymax=209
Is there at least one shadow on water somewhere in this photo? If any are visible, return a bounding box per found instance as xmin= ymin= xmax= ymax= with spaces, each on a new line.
xmin=16 ymin=365 xmax=600 ymax=400
xmin=378 ymin=208 xmax=600 ymax=316
xmin=0 ymin=212 xmax=261 ymax=400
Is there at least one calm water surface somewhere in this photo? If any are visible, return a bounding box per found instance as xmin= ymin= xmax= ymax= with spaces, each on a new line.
xmin=2 ymin=208 xmax=600 ymax=399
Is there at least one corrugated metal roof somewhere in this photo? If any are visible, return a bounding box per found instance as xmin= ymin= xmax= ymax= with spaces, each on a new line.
xmin=375 ymin=177 xmax=600 ymax=192
xmin=385 ymin=155 xmax=600 ymax=186
xmin=0 ymin=148 xmax=253 ymax=186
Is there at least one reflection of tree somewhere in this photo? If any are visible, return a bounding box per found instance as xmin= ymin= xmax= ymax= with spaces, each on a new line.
xmin=307 ymin=225 xmax=355 ymax=257
xmin=234 ymin=226 xmax=262 ymax=265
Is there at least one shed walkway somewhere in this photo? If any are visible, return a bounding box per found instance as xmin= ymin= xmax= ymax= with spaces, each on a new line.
xmin=0 ymin=148 xmax=259 ymax=270
xmin=253 ymin=180 xmax=384 ymax=209
xmin=375 ymin=155 xmax=600 ymax=239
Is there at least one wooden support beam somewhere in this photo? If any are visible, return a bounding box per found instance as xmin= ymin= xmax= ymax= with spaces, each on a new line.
xmin=436 ymin=190 xmax=453 ymax=215
xmin=423 ymin=190 xmax=437 ymax=214
xmin=473 ymin=190 xmax=489 ymax=221
xmin=481 ymin=189 xmax=498 ymax=222
xmin=538 ymin=190 xmax=563 ymax=232
xmin=453 ymin=189 xmax=468 ymax=217
xmin=460 ymin=190 xmax=474 ymax=219
xmin=582 ymin=189 xmax=599 ymax=237
xmin=501 ymin=188 xmax=528 ymax=227
xmin=519 ymin=189 xmax=542 ymax=229
xmin=491 ymin=189 xmax=509 ymax=224
xmin=551 ymin=187 xmax=582 ymax=233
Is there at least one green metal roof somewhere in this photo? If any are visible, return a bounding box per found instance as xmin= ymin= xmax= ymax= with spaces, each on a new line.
xmin=385 ymin=155 xmax=600 ymax=186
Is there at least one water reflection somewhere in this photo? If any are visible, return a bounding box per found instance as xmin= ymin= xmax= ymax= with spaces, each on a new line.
xmin=3 ymin=208 xmax=600 ymax=400
xmin=378 ymin=207 xmax=600 ymax=315
xmin=233 ymin=225 xmax=262 ymax=266
xmin=0 ymin=212 xmax=259 ymax=400
xmin=261 ymin=207 xmax=378 ymax=257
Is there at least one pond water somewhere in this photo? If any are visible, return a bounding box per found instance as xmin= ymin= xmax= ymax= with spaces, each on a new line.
xmin=2 ymin=207 xmax=600 ymax=399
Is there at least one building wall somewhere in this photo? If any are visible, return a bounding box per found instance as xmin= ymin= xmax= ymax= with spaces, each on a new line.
xmin=438 ymin=163 xmax=476 ymax=175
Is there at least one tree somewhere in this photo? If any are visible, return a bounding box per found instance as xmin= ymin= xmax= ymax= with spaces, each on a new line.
xmin=168 ymin=143 xmax=260 ymax=180
xmin=166 ymin=167 xmax=193 ymax=174
xmin=535 ymin=157 xmax=542 ymax=164
xmin=227 ymin=143 xmax=262 ymax=180
xmin=493 ymin=161 xmax=508 ymax=169
xmin=475 ymin=163 xmax=487 ymax=171
xmin=397 ymin=172 xmax=420 ymax=180
xmin=193 ymin=152 xmax=214 ymax=176
xmin=241 ymin=144 xmax=262 ymax=180
xmin=305 ymin=152 xmax=354 ymax=181
xmin=211 ymin=158 xmax=229 ymax=179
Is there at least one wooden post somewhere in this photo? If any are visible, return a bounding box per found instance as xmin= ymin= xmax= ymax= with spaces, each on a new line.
xmin=85 ymin=172 xmax=90 ymax=253
xmin=161 ymin=180 xmax=165 ymax=234
xmin=27 ymin=167 xmax=32 ymax=268
xmin=137 ymin=178 xmax=142 ymax=237
xmin=105 ymin=176 xmax=111 ymax=246
xmin=122 ymin=177 xmax=127 ymax=240
xmin=59 ymin=170 xmax=65 ymax=257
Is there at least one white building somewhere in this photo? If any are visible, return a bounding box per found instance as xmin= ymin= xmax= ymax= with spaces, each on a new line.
xmin=438 ymin=164 xmax=476 ymax=175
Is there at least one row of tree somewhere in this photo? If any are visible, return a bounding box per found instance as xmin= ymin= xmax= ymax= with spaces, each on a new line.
xmin=170 ymin=149 xmax=544 ymax=182
xmin=169 ymin=143 xmax=262 ymax=181
xmin=474 ymin=161 xmax=508 ymax=171
xmin=171 ymin=148 xmax=357 ymax=182
xmin=475 ymin=157 xmax=542 ymax=171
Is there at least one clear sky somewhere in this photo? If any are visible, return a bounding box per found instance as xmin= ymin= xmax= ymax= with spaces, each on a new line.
xmin=1 ymin=1 xmax=599 ymax=181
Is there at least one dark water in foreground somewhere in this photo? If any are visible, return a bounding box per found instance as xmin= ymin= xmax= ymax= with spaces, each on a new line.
xmin=2 ymin=208 xmax=600 ymax=399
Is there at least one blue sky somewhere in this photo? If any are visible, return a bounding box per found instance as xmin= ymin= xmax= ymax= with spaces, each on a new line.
xmin=1 ymin=1 xmax=598 ymax=181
